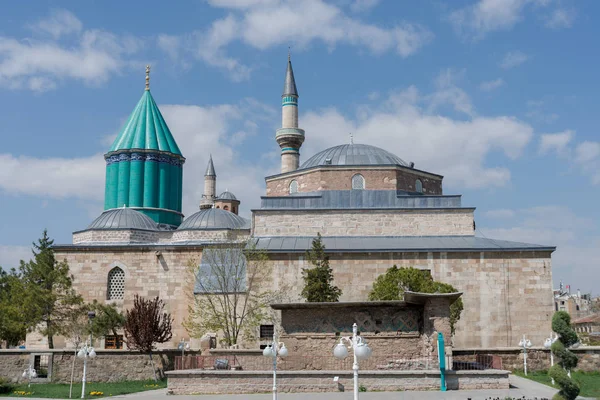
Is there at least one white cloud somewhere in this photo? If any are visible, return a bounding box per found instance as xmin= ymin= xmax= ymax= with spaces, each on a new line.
xmin=545 ymin=7 xmax=576 ymax=29
xmin=350 ymin=0 xmax=380 ymax=13
xmin=0 ymin=245 xmax=32 ymax=270
xmin=27 ymin=9 xmax=83 ymax=39
xmin=480 ymin=205 xmax=599 ymax=295
xmin=484 ymin=209 xmax=515 ymax=219
xmin=500 ymin=51 xmax=530 ymax=69
xmin=538 ymin=130 xmax=574 ymax=155
xmin=160 ymin=0 xmax=433 ymax=80
xmin=449 ymin=0 xmax=553 ymax=39
xmin=479 ymin=78 xmax=504 ymax=91
xmin=574 ymin=141 xmax=600 ymax=164
xmin=301 ymin=85 xmax=533 ymax=189
xmin=427 ymin=69 xmax=474 ymax=117
xmin=0 ymin=9 xmax=143 ymax=92
xmin=0 ymin=154 xmax=105 ymax=200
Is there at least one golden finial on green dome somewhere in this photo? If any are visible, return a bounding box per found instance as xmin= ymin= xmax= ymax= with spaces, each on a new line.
xmin=145 ymin=65 xmax=150 ymax=91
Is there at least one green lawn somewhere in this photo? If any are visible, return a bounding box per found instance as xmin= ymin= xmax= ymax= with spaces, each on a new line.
xmin=0 ymin=379 xmax=166 ymax=399
xmin=514 ymin=370 xmax=600 ymax=399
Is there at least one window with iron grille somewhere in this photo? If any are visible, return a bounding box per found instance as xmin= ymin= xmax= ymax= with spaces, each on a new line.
xmin=107 ymin=267 xmax=125 ymax=300
xmin=105 ymin=334 xmax=124 ymax=349
xmin=289 ymin=180 xmax=298 ymax=194
xmin=415 ymin=179 xmax=423 ymax=193
xmin=34 ymin=354 xmax=50 ymax=378
xmin=260 ymin=325 xmax=274 ymax=340
xmin=351 ymin=174 xmax=365 ymax=190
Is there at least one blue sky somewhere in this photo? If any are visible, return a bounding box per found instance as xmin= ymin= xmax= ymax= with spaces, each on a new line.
xmin=0 ymin=0 xmax=598 ymax=295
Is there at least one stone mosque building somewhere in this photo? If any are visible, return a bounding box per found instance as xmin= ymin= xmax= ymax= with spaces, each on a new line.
xmin=42 ymin=58 xmax=555 ymax=351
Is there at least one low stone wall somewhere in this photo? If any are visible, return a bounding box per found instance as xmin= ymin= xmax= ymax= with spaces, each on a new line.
xmin=453 ymin=346 xmax=600 ymax=372
xmin=166 ymin=369 xmax=509 ymax=394
xmin=0 ymin=349 xmax=197 ymax=383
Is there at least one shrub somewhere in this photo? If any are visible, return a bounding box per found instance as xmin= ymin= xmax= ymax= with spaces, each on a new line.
xmin=0 ymin=377 xmax=15 ymax=394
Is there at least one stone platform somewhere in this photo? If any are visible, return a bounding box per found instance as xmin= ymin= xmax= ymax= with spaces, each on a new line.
xmin=165 ymin=369 xmax=510 ymax=395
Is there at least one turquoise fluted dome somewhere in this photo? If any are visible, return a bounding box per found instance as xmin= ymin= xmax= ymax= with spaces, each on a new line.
xmin=103 ymin=88 xmax=185 ymax=228
xmin=109 ymin=91 xmax=182 ymax=155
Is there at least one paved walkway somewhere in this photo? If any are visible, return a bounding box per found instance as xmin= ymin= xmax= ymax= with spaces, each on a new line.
xmin=4 ymin=375 xmax=594 ymax=400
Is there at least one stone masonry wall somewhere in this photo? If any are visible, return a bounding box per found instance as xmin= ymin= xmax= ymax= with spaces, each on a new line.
xmin=266 ymin=250 xmax=554 ymax=349
xmin=265 ymin=167 xmax=442 ymax=196
xmin=73 ymin=230 xmax=159 ymax=244
xmin=0 ymin=350 xmax=193 ymax=383
xmin=166 ymin=370 xmax=508 ymax=394
xmin=52 ymin=247 xmax=203 ymax=350
xmin=253 ymin=209 xmax=474 ymax=237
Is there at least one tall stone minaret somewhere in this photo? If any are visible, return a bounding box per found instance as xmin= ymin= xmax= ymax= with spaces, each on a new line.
xmin=200 ymin=155 xmax=216 ymax=209
xmin=276 ymin=52 xmax=305 ymax=173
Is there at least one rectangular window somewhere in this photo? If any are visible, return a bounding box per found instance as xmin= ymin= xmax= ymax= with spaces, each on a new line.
xmin=105 ymin=335 xmax=124 ymax=349
xmin=34 ymin=354 xmax=49 ymax=378
xmin=260 ymin=325 xmax=274 ymax=340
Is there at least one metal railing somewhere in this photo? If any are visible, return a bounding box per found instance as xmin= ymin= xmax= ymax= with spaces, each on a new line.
xmin=452 ymin=354 xmax=503 ymax=371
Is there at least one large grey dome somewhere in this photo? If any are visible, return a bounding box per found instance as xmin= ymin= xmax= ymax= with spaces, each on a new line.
xmin=300 ymin=144 xmax=409 ymax=169
xmin=217 ymin=191 xmax=237 ymax=200
xmin=178 ymin=208 xmax=249 ymax=230
xmin=87 ymin=208 xmax=158 ymax=231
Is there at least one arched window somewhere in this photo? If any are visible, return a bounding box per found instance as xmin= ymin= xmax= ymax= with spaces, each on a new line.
xmin=351 ymin=174 xmax=365 ymax=190
xmin=415 ymin=179 xmax=423 ymax=193
xmin=223 ymin=205 xmax=229 ymax=211
xmin=107 ymin=267 xmax=125 ymax=300
xmin=289 ymin=180 xmax=298 ymax=194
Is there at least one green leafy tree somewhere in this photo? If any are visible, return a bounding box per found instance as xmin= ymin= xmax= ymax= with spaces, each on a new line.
xmin=0 ymin=268 xmax=28 ymax=347
xmin=184 ymin=241 xmax=284 ymax=347
xmin=124 ymin=295 xmax=173 ymax=381
xmin=549 ymin=311 xmax=580 ymax=400
xmin=368 ymin=266 xmax=464 ymax=334
xmin=18 ymin=230 xmax=83 ymax=348
xmin=89 ymin=301 xmax=126 ymax=339
xmin=301 ymin=233 xmax=342 ymax=302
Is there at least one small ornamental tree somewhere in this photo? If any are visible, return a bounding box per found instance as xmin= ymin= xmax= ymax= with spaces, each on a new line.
xmin=184 ymin=241 xmax=284 ymax=347
xmin=368 ymin=266 xmax=463 ymax=334
xmin=549 ymin=311 xmax=580 ymax=400
xmin=124 ymin=295 xmax=173 ymax=381
xmin=0 ymin=268 xmax=27 ymax=347
xmin=301 ymin=233 xmax=342 ymax=302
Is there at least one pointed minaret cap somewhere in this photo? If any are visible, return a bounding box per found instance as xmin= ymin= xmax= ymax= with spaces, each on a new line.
xmin=283 ymin=50 xmax=298 ymax=97
xmin=205 ymin=155 xmax=216 ymax=177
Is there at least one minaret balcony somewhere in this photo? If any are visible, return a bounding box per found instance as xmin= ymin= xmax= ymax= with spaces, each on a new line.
xmin=276 ymin=127 xmax=305 ymax=138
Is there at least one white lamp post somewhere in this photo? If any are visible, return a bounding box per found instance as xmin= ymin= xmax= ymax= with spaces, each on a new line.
xmin=22 ymin=364 xmax=37 ymax=388
xmin=333 ymin=323 xmax=372 ymax=400
xmin=518 ymin=335 xmax=532 ymax=376
xmin=178 ymin=338 xmax=190 ymax=358
xmin=544 ymin=333 xmax=557 ymax=384
xmin=78 ymin=311 xmax=96 ymax=399
xmin=262 ymin=333 xmax=288 ymax=400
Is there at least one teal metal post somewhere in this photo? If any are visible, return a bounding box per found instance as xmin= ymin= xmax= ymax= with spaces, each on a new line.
xmin=438 ymin=332 xmax=447 ymax=391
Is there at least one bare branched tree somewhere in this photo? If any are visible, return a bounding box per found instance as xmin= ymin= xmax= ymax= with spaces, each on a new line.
xmin=124 ymin=295 xmax=173 ymax=381
xmin=183 ymin=240 xmax=285 ymax=347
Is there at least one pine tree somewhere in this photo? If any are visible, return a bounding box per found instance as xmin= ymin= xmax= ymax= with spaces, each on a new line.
xmin=301 ymin=233 xmax=342 ymax=302
xmin=0 ymin=268 xmax=27 ymax=347
xmin=19 ymin=230 xmax=83 ymax=348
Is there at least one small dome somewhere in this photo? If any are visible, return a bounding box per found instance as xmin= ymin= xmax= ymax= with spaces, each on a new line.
xmin=178 ymin=208 xmax=249 ymax=230
xmin=87 ymin=208 xmax=158 ymax=231
xmin=218 ymin=191 xmax=237 ymax=200
xmin=300 ymin=144 xmax=409 ymax=169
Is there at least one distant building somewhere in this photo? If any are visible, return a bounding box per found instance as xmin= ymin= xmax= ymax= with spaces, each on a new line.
xmin=554 ymin=282 xmax=592 ymax=319
xmin=572 ymin=314 xmax=600 ymax=335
